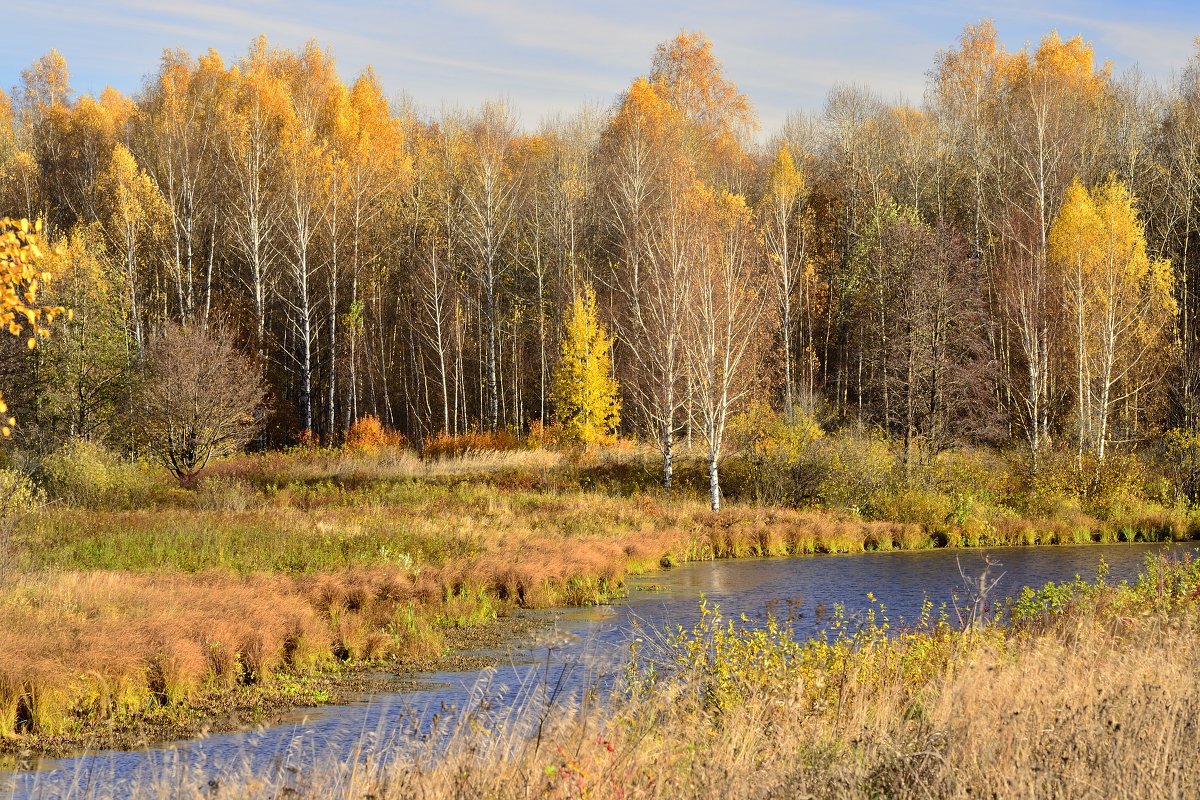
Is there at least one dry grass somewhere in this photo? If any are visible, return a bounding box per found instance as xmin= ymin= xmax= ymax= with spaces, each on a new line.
xmin=4 ymin=444 xmax=1195 ymax=750
xmin=0 ymin=563 xmax=510 ymax=739
xmin=422 ymin=429 xmax=523 ymax=458
xmin=204 ymin=446 xmax=566 ymax=486
xmin=913 ymin=624 xmax=1200 ymax=797
xmin=17 ymin=476 xmax=945 ymax=579
xmin=107 ymin=555 xmax=1200 ymax=799
xmin=0 ymin=571 xmax=330 ymax=737
xmin=0 ymin=494 xmax=935 ymax=742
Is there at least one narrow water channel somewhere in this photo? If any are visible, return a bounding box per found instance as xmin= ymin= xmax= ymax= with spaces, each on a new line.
xmin=3 ymin=541 xmax=1188 ymax=799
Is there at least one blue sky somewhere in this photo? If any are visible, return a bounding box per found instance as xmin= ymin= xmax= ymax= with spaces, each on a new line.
xmin=5 ymin=1 xmax=1200 ymax=133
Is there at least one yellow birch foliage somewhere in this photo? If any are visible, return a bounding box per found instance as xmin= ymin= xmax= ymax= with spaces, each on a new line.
xmin=1050 ymin=178 xmax=1175 ymax=360
xmin=0 ymin=217 xmax=65 ymax=435
xmin=550 ymin=283 xmax=621 ymax=446
xmin=997 ymin=30 xmax=1110 ymax=95
xmin=932 ymin=19 xmax=1005 ymax=106
xmin=99 ymin=144 xmax=171 ymax=249
xmin=1049 ymin=177 xmax=1176 ymax=454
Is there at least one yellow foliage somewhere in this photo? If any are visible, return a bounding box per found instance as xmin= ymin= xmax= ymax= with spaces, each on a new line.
xmin=999 ymin=30 xmax=1110 ymax=97
xmin=610 ymin=76 xmax=683 ymax=151
xmin=0 ymin=217 xmax=65 ymax=435
xmin=648 ymin=30 xmax=757 ymax=173
xmin=98 ymin=144 xmax=170 ymax=246
xmin=764 ymin=145 xmax=804 ymax=205
xmin=729 ymin=399 xmax=823 ymax=463
xmin=1031 ymin=31 xmax=1110 ymax=90
xmin=1049 ymin=177 xmax=1176 ymax=458
xmin=550 ymin=283 xmax=621 ymax=447
xmin=932 ymin=19 xmax=1004 ymax=105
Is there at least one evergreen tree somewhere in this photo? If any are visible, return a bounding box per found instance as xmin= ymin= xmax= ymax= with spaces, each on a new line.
xmin=550 ymin=283 xmax=620 ymax=446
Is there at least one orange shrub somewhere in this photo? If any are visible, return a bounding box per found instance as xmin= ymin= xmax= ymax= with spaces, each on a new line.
xmin=345 ymin=415 xmax=405 ymax=453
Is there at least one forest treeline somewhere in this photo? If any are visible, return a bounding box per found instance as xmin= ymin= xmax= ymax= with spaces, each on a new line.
xmin=1 ymin=22 xmax=1198 ymax=485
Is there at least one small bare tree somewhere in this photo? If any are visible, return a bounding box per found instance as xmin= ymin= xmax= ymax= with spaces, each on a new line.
xmin=140 ymin=323 xmax=267 ymax=486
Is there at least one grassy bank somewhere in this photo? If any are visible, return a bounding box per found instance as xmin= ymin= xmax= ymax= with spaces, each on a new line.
xmin=0 ymin=566 xmax=541 ymax=755
xmin=119 ymin=553 xmax=1200 ymax=799
xmin=18 ymin=443 xmax=1199 ymax=574
xmin=1 ymin=440 xmax=1198 ymax=751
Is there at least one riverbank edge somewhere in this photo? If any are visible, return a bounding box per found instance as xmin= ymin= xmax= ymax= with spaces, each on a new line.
xmin=4 ymin=526 xmax=1193 ymax=762
xmin=0 ymin=613 xmax=552 ymax=760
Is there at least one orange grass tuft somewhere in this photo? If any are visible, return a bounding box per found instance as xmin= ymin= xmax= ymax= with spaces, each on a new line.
xmin=0 ymin=571 xmax=335 ymax=735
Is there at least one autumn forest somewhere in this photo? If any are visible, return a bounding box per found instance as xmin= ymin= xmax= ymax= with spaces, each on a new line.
xmin=9 ymin=18 xmax=1200 ymax=795
xmin=2 ymin=23 xmax=1198 ymax=494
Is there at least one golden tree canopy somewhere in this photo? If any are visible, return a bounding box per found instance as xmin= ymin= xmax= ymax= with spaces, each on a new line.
xmin=1049 ymin=177 xmax=1177 ymax=460
xmin=1049 ymin=177 xmax=1176 ymax=353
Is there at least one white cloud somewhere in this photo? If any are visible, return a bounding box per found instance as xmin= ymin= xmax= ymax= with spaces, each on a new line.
xmin=5 ymin=0 xmax=1200 ymax=136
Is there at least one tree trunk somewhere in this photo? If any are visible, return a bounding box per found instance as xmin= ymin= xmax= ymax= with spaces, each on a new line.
xmin=662 ymin=414 xmax=674 ymax=494
xmin=708 ymin=454 xmax=721 ymax=512
xmin=300 ymin=280 xmax=313 ymax=434
xmin=486 ymin=279 xmax=499 ymax=430
xmin=327 ymin=256 xmax=339 ymax=442
xmin=782 ymin=295 xmax=794 ymax=417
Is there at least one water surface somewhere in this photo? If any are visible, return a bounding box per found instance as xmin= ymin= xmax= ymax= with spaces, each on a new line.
xmin=3 ymin=541 xmax=1187 ymax=799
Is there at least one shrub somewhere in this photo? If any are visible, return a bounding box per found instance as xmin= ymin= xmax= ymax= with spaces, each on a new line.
xmin=815 ymin=427 xmax=897 ymax=513
xmin=344 ymin=415 xmax=405 ymax=453
xmin=1144 ymin=475 xmax=1175 ymax=506
xmin=725 ymin=402 xmax=827 ymax=506
xmin=1165 ymin=428 xmax=1200 ymax=505
xmin=525 ymin=419 xmax=561 ymax=450
xmin=139 ymin=322 xmax=268 ymax=486
xmin=1026 ymin=448 xmax=1147 ymax=512
xmin=728 ymin=400 xmax=824 ymax=460
xmin=0 ymin=468 xmax=40 ymax=515
xmin=39 ymin=438 xmax=154 ymax=509
xmin=0 ymin=468 xmax=40 ymax=579
xmin=1088 ymin=453 xmax=1146 ymax=509
xmin=873 ymin=487 xmax=953 ymax=533
xmin=926 ymin=448 xmax=1010 ymax=502
xmin=1026 ymin=447 xmax=1086 ymax=504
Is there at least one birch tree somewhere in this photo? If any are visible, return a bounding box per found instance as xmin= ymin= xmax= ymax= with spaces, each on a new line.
xmin=1049 ymin=178 xmax=1177 ymax=475
xmin=599 ymin=77 xmax=690 ymax=491
xmin=136 ymin=49 xmax=223 ymax=321
xmin=757 ymin=145 xmax=814 ymax=414
xmin=458 ymin=101 xmax=523 ymax=431
xmin=276 ymin=44 xmax=338 ymax=435
xmin=686 ymin=186 xmax=769 ymax=511
xmin=97 ymin=143 xmax=169 ymax=357
xmin=220 ymin=38 xmax=286 ymax=358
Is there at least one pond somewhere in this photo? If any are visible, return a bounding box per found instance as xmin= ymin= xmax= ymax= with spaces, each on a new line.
xmin=3 ymin=541 xmax=1187 ymax=799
